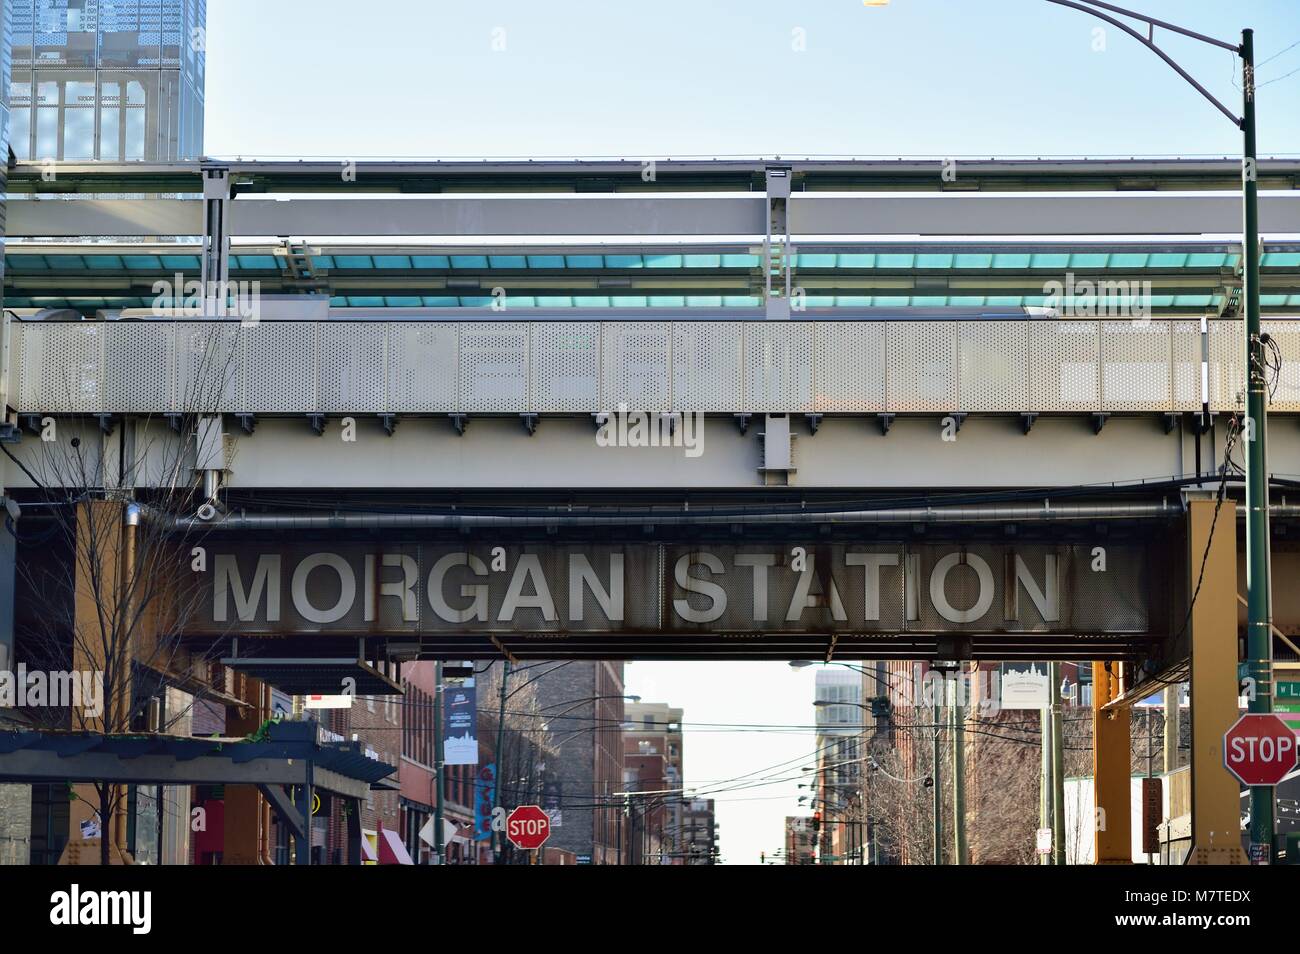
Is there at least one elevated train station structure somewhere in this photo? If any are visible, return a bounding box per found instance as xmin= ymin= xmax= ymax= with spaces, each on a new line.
xmin=3 ymin=156 xmax=1300 ymax=863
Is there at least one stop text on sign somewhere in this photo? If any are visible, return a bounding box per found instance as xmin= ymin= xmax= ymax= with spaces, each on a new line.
xmin=1227 ymin=735 xmax=1296 ymax=764
xmin=196 ymin=542 xmax=1152 ymax=635
xmin=509 ymin=817 xmax=548 ymax=838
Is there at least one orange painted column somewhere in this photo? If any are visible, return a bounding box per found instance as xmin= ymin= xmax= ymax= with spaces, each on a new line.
xmin=61 ymin=501 xmax=133 ymax=864
xmin=1092 ymin=661 xmax=1131 ymax=864
xmin=1185 ymin=497 xmax=1249 ymax=865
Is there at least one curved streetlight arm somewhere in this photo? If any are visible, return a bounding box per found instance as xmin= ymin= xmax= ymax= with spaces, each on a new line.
xmin=1069 ymin=0 xmax=1237 ymax=51
xmin=1042 ymin=0 xmax=1241 ymax=126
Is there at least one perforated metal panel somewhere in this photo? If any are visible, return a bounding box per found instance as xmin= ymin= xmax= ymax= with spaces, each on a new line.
xmin=1101 ymin=321 xmax=1171 ymax=411
xmin=20 ymin=317 xmax=1300 ymax=420
xmin=459 ymin=322 xmax=529 ymax=412
xmin=176 ymin=322 xmax=241 ymax=413
xmin=600 ymin=321 xmax=670 ymax=412
xmin=959 ymin=321 xmax=1028 ymax=412
xmin=242 ymin=322 xmax=317 ymax=413
xmin=20 ymin=323 xmax=103 ymax=413
xmin=1029 ymin=320 xmax=1099 ymax=412
xmin=103 ymin=323 xmax=175 ymax=414
xmin=319 ymin=322 xmax=387 ymax=413
xmin=745 ymin=321 xmax=813 ymax=412
xmin=387 ymin=322 xmax=458 ymax=412
xmin=1263 ymin=320 xmax=1300 ymax=412
xmin=531 ymin=322 xmax=599 ymax=412
xmin=1207 ymin=319 xmax=1245 ymax=412
xmin=672 ymin=321 xmax=743 ymax=412
xmin=1170 ymin=320 xmax=1203 ymax=411
xmin=813 ymin=321 xmax=886 ymax=412
xmin=886 ymin=321 xmax=957 ymax=412
xmin=6 ymin=321 xmax=24 ymax=413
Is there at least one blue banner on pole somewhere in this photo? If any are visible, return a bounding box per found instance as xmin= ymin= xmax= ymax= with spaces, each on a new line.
xmin=444 ymin=680 xmax=479 ymax=765
xmin=474 ymin=763 xmax=496 ymax=842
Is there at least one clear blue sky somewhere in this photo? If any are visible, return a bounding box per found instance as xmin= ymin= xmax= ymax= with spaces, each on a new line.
xmin=204 ymin=0 xmax=1300 ymax=866
xmin=206 ymin=0 xmax=1300 ymax=160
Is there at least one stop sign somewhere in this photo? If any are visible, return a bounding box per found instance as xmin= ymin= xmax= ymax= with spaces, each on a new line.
xmin=506 ymin=805 xmax=551 ymax=851
xmin=1223 ymin=713 xmax=1299 ymax=786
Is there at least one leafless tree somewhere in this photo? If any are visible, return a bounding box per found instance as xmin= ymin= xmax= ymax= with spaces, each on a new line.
xmin=3 ymin=321 xmax=243 ymax=864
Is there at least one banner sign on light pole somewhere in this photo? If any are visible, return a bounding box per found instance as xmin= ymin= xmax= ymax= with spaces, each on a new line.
xmin=443 ymin=679 xmax=479 ymax=766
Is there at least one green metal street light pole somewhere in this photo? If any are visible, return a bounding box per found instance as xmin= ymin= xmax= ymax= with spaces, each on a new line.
xmin=491 ymin=659 xmax=510 ymax=863
xmin=1239 ymin=28 xmax=1276 ymax=864
xmin=871 ymin=0 xmax=1277 ymax=863
xmin=432 ymin=659 xmax=445 ymax=864
xmin=951 ymin=684 xmax=967 ymax=865
xmin=932 ymin=697 xmax=942 ymax=866
xmin=1029 ymin=0 xmax=1277 ymax=868
xmin=1050 ymin=662 xmax=1066 ymax=865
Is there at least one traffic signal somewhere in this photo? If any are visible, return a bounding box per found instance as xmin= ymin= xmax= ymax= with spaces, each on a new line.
xmin=760 ymin=851 xmax=766 ymax=864
xmin=812 ymin=810 xmax=822 ymax=832
xmin=870 ymin=697 xmax=892 ymax=720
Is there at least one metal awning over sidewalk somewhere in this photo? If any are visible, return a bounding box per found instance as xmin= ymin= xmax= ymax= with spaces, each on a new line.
xmin=0 ymin=720 xmax=395 ymax=801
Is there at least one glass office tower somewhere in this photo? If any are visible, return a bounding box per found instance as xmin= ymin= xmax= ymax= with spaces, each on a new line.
xmin=8 ymin=0 xmax=204 ymax=161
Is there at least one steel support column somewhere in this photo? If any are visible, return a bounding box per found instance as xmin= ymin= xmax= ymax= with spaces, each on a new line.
xmin=764 ymin=167 xmax=793 ymax=319
xmin=200 ymin=166 xmax=231 ymax=316
xmin=1092 ymin=660 xmax=1131 ymax=864
xmin=1185 ymin=496 xmax=1249 ymax=864
xmin=294 ymin=762 xmax=314 ymax=866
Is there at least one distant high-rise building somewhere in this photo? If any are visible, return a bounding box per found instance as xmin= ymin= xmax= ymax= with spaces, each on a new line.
xmin=532 ymin=661 xmax=626 ymax=865
xmin=623 ymin=701 xmax=684 ymax=863
xmin=814 ymin=668 xmax=866 ymax=864
xmin=784 ymin=816 xmax=815 ymax=865
xmin=681 ymin=798 xmax=717 ymax=864
xmin=8 ymin=0 xmax=205 ymax=161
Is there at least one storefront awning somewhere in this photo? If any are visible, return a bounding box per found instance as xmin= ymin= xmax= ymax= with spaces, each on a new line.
xmin=378 ymin=827 xmax=414 ymax=865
